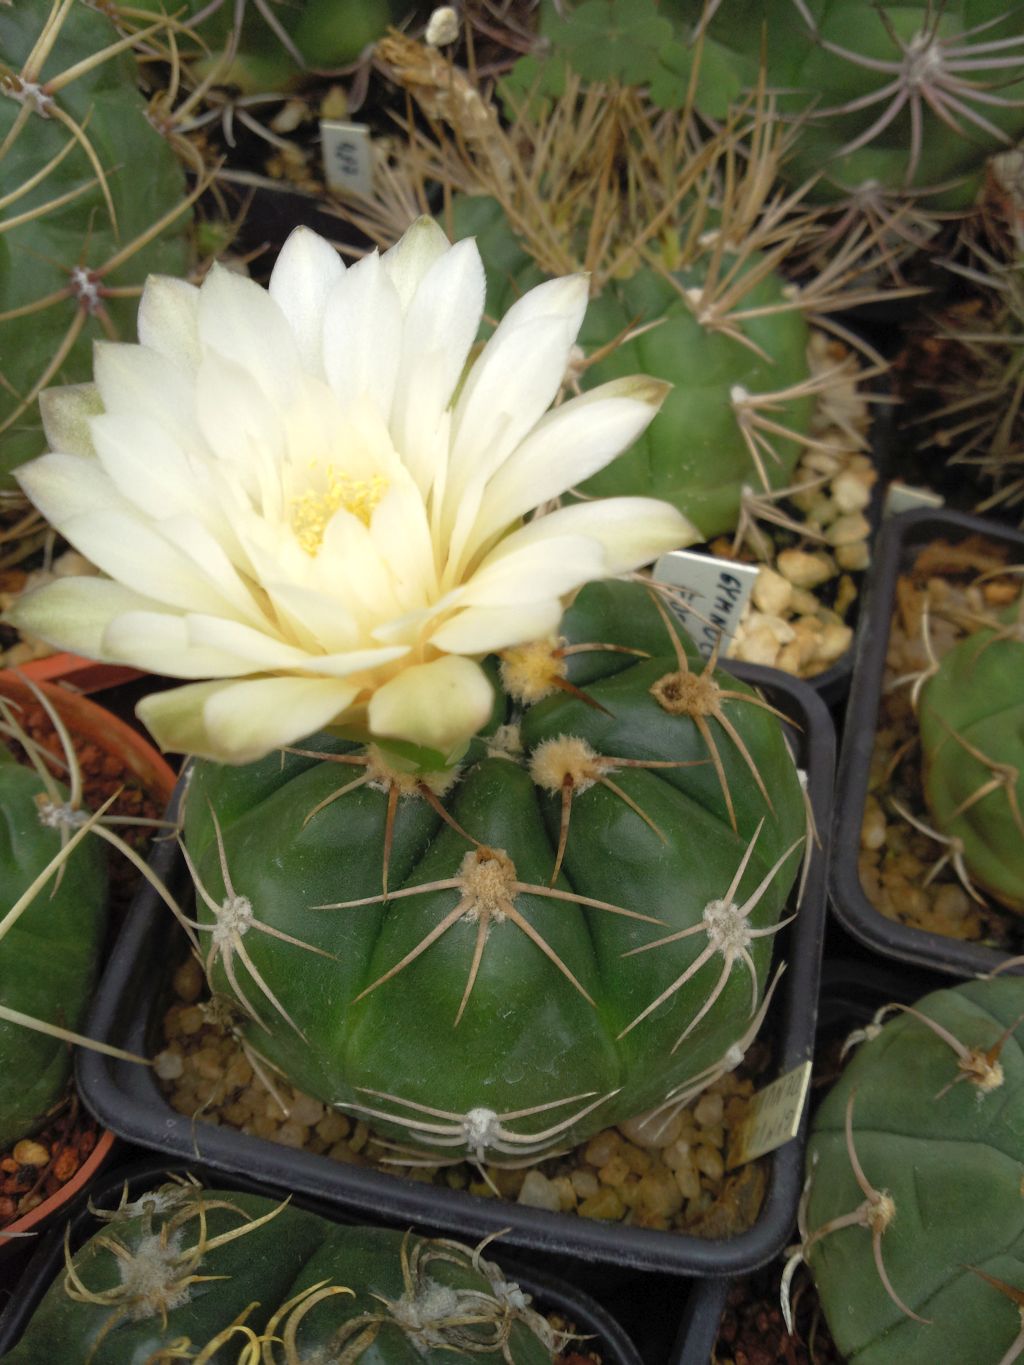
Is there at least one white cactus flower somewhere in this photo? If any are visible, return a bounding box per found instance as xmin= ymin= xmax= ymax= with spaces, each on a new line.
xmin=10 ymin=219 xmax=696 ymax=764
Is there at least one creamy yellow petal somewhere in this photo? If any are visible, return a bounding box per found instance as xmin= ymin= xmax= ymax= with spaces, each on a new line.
xmin=368 ymin=656 xmax=494 ymax=754
xmin=137 ymin=275 xmax=201 ymax=373
xmin=269 ymin=226 xmax=346 ymax=376
xmin=6 ymin=579 xmax=166 ymax=658
xmin=38 ymin=384 xmax=103 ymax=458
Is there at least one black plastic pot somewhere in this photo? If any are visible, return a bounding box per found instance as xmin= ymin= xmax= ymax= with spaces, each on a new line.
xmin=76 ymin=665 xmax=833 ymax=1282
xmin=0 ymin=1157 xmax=644 ymax=1363
xmin=831 ymin=506 xmax=1024 ymax=978
xmin=666 ymin=954 xmax=954 ymax=1364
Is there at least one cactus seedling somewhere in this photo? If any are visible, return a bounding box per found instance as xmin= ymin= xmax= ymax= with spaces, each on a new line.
xmin=791 ymin=976 xmax=1024 ymax=1364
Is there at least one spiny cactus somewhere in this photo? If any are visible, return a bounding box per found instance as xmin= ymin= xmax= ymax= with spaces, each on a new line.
xmin=791 ymin=975 xmax=1024 ymax=1365
xmin=916 ymin=584 xmax=1024 ymax=913
xmin=555 ymin=0 xmax=1024 ymax=210
xmin=0 ymin=680 xmax=176 ymax=1152
xmin=0 ymin=694 xmax=107 ymax=1149
xmin=5 ymin=1175 xmax=565 ymax=1361
xmin=0 ymin=0 xmax=194 ymax=484
xmin=358 ymin=37 xmax=880 ymax=541
xmin=179 ymin=579 xmax=807 ymax=1164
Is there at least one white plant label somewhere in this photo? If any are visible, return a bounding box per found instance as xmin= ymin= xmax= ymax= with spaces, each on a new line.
xmin=726 ymin=1060 xmax=813 ymax=1169
xmin=883 ymin=481 xmax=945 ymax=518
xmin=321 ymin=121 xmax=373 ymax=195
xmin=652 ymin=550 xmax=759 ymax=658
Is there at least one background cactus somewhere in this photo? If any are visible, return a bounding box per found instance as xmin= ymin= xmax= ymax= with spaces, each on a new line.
xmin=542 ymin=1 xmax=1024 ymax=210
xmin=359 ymin=39 xmax=877 ymax=543
xmin=0 ymin=0 xmax=194 ymax=484
xmin=917 ymin=591 xmax=1024 ymax=913
xmin=5 ymin=1177 xmax=563 ymax=1361
xmin=800 ymin=975 xmax=1024 ymax=1364
xmin=0 ymin=708 xmax=107 ymax=1149
xmin=179 ymin=579 xmax=806 ymax=1163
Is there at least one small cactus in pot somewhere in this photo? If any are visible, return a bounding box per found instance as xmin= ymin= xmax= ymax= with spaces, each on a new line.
xmin=6 ymin=216 xmax=808 ymax=1167
xmin=916 ymin=581 xmax=1024 ymax=914
xmin=789 ymin=974 xmax=1024 ymax=1364
xmin=4 ymin=1174 xmax=569 ymax=1361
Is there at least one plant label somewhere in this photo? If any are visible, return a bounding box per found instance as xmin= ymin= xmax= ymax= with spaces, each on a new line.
xmin=652 ymin=551 xmax=758 ymax=659
xmin=883 ymin=482 xmax=945 ymax=518
xmin=321 ymin=121 xmax=373 ymax=196
xmin=725 ymin=1060 xmax=812 ymax=1169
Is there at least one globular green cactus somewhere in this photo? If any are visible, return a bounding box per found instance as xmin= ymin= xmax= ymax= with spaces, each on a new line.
xmin=537 ymin=1 xmax=1024 ymax=208
xmin=5 ymin=1176 xmax=564 ymax=1361
xmin=179 ymin=579 xmax=806 ymax=1163
xmin=917 ymin=590 xmax=1024 ymax=913
xmin=0 ymin=0 xmax=193 ymax=483
xmin=796 ymin=976 xmax=1024 ymax=1365
xmin=0 ymin=702 xmax=107 ymax=1149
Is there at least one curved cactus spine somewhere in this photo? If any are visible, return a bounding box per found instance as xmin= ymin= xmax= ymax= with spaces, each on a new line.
xmin=5 ymin=1177 xmax=566 ymax=1361
xmin=177 ymin=578 xmax=806 ymax=1164
xmin=916 ymin=583 xmax=1024 ymax=913
xmin=0 ymin=0 xmax=194 ymax=482
xmin=795 ymin=976 xmax=1024 ymax=1365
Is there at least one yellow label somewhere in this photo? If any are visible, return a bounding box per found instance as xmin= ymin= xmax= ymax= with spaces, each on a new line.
xmin=726 ymin=1061 xmax=812 ymax=1170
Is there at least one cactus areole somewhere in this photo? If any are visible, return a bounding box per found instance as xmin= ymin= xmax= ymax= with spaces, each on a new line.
xmin=803 ymin=978 xmax=1024 ymax=1365
xmin=182 ymin=580 xmax=806 ymax=1162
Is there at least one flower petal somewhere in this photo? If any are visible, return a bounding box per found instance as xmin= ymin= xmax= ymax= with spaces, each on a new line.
xmin=198 ymin=263 xmax=301 ymax=407
xmin=381 ymin=215 xmax=451 ymax=310
xmin=6 ymin=579 xmax=165 ymax=658
xmin=38 ymin=384 xmax=103 ymax=458
xmin=93 ymin=342 xmax=200 ymax=450
xmin=102 ymin=612 xmax=261 ymax=677
xmin=137 ymin=275 xmax=201 ymax=373
xmin=489 ymin=498 xmax=698 ymax=576
xmin=368 ymin=655 xmax=494 ymax=755
xmin=269 ymin=226 xmax=346 ymax=376
xmin=322 ymin=250 xmax=403 ymax=415
xmin=138 ymin=676 xmax=360 ymax=763
xmin=463 ymin=535 xmax=606 ymax=606
xmin=430 ymin=600 xmax=563 ymax=654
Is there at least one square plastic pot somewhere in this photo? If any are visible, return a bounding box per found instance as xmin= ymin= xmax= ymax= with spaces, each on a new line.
xmin=76 ymin=664 xmax=834 ymax=1281
xmin=664 ymin=953 xmax=952 ymax=1363
xmin=830 ymin=506 xmax=1024 ymax=978
xmin=0 ymin=1156 xmax=644 ymax=1364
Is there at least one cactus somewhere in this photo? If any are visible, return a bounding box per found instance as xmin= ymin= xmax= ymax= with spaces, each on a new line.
xmin=361 ymin=39 xmax=877 ymax=542
xmin=916 ymin=588 xmax=1024 ymax=913
xmin=0 ymin=704 xmax=107 ymax=1149
xmin=131 ymin=0 xmax=405 ymax=95
xmin=0 ymin=0 xmax=194 ymax=484
xmin=179 ymin=578 xmax=806 ymax=1163
xmin=547 ymin=1 xmax=1024 ymax=209
xmin=793 ymin=975 xmax=1024 ymax=1365
xmin=4 ymin=1176 xmax=564 ymax=1361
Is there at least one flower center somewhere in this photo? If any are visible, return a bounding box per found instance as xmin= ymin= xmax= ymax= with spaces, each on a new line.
xmin=290 ymin=464 xmax=389 ymax=555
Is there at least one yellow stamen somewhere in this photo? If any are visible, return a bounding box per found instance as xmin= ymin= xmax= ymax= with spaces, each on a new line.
xmin=290 ymin=465 xmax=388 ymax=555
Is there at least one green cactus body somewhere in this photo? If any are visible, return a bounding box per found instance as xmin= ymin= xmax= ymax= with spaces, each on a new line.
xmin=662 ymin=0 xmax=1024 ymax=207
xmin=0 ymin=750 xmax=107 ymax=1148
xmin=917 ymin=609 xmax=1024 ymax=912
xmin=450 ymin=195 xmax=813 ymax=540
xmin=180 ymin=580 xmax=805 ymax=1162
xmin=804 ymin=977 xmax=1024 ymax=1365
xmin=5 ymin=1181 xmax=558 ymax=1361
xmin=0 ymin=0 xmax=191 ymax=481
xmin=132 ymin=0 xmax=402 ymax=94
